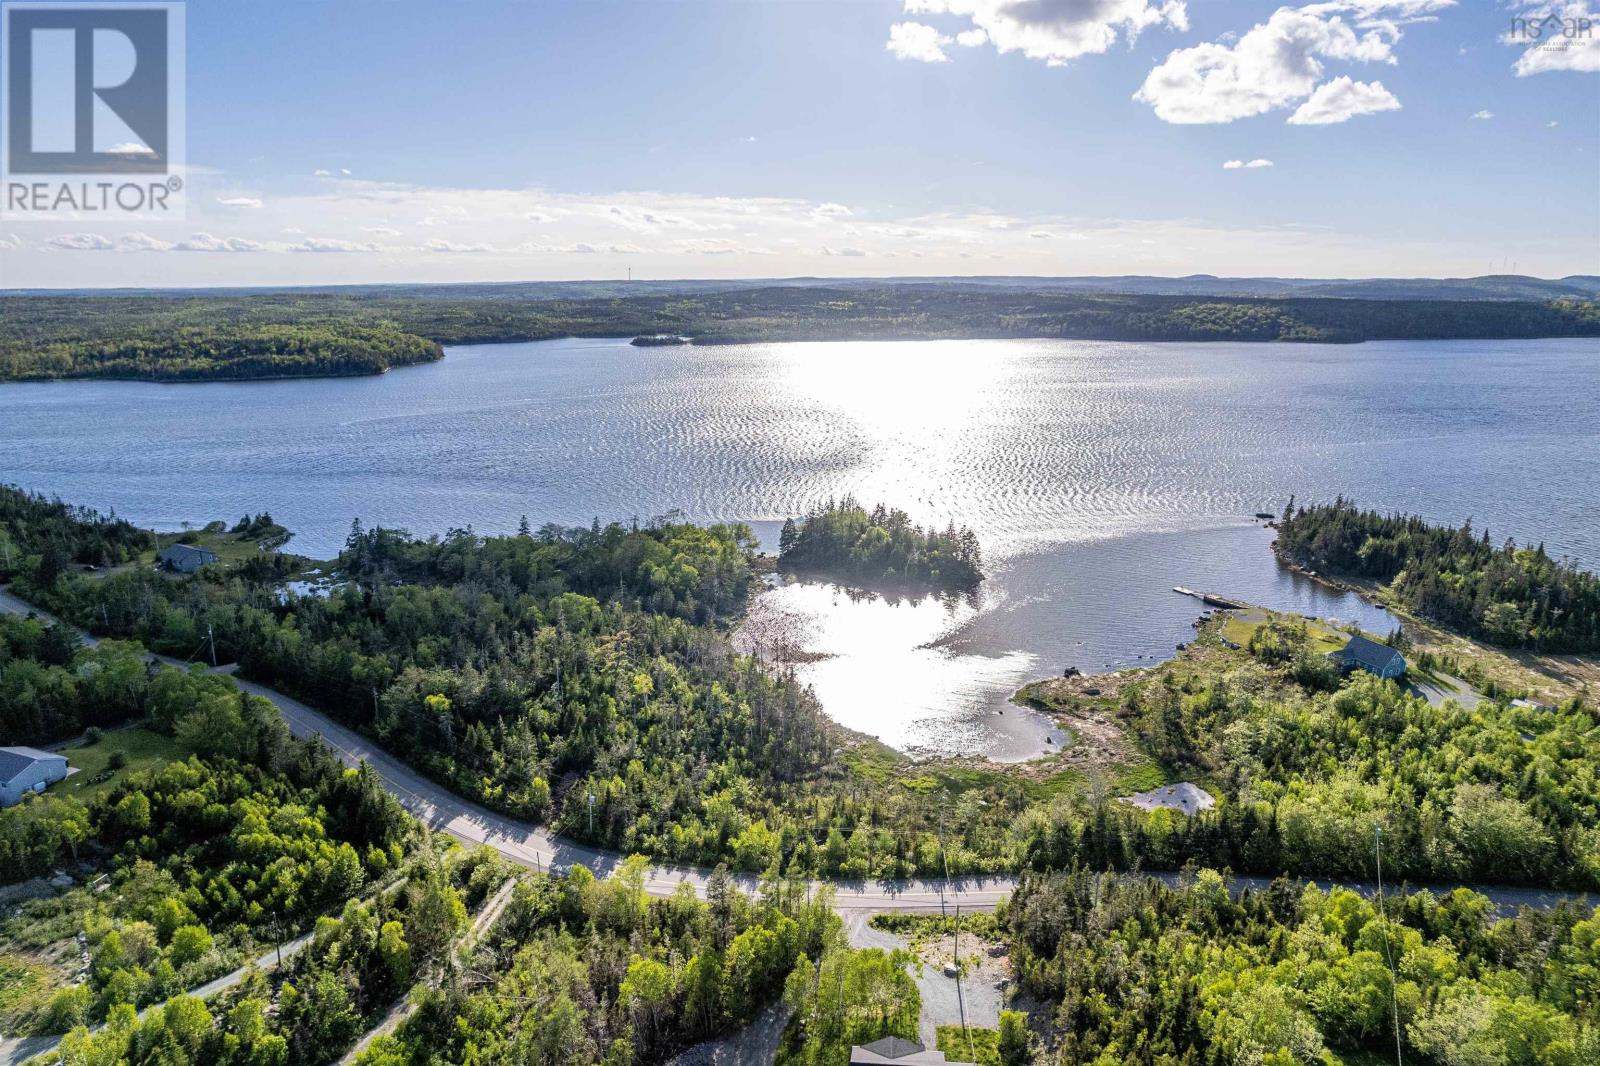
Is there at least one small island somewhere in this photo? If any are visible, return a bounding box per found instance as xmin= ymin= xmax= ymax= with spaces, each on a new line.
xmin=778 ymin=497 xmax=983 ymax=593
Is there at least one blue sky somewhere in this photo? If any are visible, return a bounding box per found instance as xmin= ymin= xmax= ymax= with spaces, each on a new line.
xmin=4 ymin=0 xmax=1597 ymax=287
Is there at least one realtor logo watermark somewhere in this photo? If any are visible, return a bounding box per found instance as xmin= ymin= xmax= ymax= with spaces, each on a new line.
xmin=1509 ymin=10 xmax=1594 ymax=51
xmin=1 ymin=2 xmax=185 ymax=219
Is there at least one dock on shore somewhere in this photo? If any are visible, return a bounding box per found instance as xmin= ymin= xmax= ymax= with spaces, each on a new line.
xmin=1173 ymin=586 xmax=1249 ymax=610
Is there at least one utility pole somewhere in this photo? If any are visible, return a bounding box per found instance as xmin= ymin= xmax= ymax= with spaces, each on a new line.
xmin=587 ymin=791 xmax=596 ymax=836
xmin=207 ymin=624 xmax=217 ymax=668
xmin=955 ymin=904 xmax=974 ymax=1065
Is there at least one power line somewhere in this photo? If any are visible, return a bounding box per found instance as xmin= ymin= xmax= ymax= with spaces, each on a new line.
xmin=1375 ymin=826 xmax=1404 ymax=1066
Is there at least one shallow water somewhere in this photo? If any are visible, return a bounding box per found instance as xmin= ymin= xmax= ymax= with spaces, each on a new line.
xmin=3 ymin=335 xmax=1595 ymax=758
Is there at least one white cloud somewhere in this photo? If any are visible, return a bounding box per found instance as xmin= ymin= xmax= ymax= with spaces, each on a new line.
xmin=887 ymin=21 xmax=952 ymax=62
xmin=16 ymin=171 xmax=1594 ymax=286
xmin=1505 ymin=3 xmax=1600 ymax=73
xmin=313 ymin=169 xmax=332 ymax=177
xmin=1136 ymin=0 xmax=1444 ymax=124
xmin=0 ymin=234 xmax=21 ymax=251
xmin=1470 ymin=109 xmax=1494 ymax=119
xmin=104 ymin=143 xmax=155 ymax=156
xmin=216 ymin=196 xmax=263 ymax=209
xmin=424 ymin=239 xmax=496 ymax=253
xmin=290 ymin=237 xmax=379 ymax=253
xmin=1287 ymin=76 xmax=1401 ymax=123
xmin=44 ymin=233 xmax=115 ymax=251
xmin=172 ymin=233 xmax=265 ymax=252
xmin=903 ymin=0 xmax=1188 ymax=66
xmin=1222 ymin=158 xmax=1275 ymax=168
xmin=44 ymin=232 xmax=271 ymax=253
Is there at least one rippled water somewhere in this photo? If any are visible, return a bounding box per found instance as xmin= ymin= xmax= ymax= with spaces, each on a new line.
xmin=3 ymin=336 xmax=1596 ymax=758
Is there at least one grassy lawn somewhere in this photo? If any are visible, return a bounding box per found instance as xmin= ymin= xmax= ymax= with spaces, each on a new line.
xmin=1221 ymin=607 xmax=1361 ymax=657
xmin=0 ymin=953 xmax=54 ymax=1035
xmin=55 ymin=727 xmax=183 ymax=803
xmin=937 ymin=1025 xmax=1000 ymax=1066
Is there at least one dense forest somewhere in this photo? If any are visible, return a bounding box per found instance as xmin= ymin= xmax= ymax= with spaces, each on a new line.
xmin=0 ymin=487 xmax=154 ymax=580
xmin=9 ymin=489 xmax=1600 ymax=892
xmin=3 ymin=286 xmax=1598 ymax=382
xmin=778 ymin=498 xmax=984 ymax=592
xmin=1275 ymin=499 xmax=1600 ymax=652
xmin=1005 ymin=867 xmax=1600 ymax=1065
xmin=0 ymin=325 xmax=441 ymax=383
xmin=0 ymin=624 xmax=433 ymax=1061
xmin=352 ymin=865 xmax=909 ymax=1066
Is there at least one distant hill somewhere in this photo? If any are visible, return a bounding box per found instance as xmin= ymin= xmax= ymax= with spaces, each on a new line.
xmin=9 ymin=273 xmax=1600 ymax=302
xmin=2 ymin=284 xmax=1597 ymax=383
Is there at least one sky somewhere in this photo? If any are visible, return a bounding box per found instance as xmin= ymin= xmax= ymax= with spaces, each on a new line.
xmin=2 ymin=0 xmax=1597 ymax=288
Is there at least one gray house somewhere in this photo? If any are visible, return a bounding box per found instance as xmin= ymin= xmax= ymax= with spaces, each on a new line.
xmin=0 ymin=747 xmax=69 ymax=807
xmin=158 ymin=543 xmax=218 ymax=573
xmin=1328 ymin=634 xmax=1406 ymax=680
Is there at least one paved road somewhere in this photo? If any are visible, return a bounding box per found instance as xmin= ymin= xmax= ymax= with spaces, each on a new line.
xmin=1410 ymin=671 xmax=1484 ymax=710
xmin=1 ymin=587 xmax=1590 ymax=925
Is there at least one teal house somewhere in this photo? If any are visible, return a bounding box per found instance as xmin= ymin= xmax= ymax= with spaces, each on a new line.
xmin=1328 ymin=634 xmax=1406 ymax=679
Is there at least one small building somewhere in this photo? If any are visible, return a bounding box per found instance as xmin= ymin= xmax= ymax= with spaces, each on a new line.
xmin=851 ymin=1037 xmax=974 ymax=1066
xmin=1327 ymin=634 xmax=1406 ymax=679
xmin=158 ymin=543 xmax=218 ymax=573
xmin=0 ymin=747 xmax=69 ymax=807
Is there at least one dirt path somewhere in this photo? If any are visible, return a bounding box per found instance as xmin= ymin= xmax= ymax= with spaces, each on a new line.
xmin=337 ymin=875 xmax=519 ymax=1065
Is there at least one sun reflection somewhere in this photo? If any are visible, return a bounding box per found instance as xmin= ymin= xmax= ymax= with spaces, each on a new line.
xmin=738 ymin=580 xmax=1052 ymax=762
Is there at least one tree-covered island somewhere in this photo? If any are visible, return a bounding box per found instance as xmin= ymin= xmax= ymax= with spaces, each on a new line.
xmin=778 ymin=498 xmax=984 ymax=593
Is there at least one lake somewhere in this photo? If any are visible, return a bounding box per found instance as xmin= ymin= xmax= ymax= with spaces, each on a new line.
xmin=3 ymin=336 xmax=1596 ymax=759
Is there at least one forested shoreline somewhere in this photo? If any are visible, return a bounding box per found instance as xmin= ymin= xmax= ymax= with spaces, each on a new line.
xmin=1275 ymin=498 xmax=1600 ymax=652
xmin=7 ymin=484 xmax=1600 ymax=897
xmin=4 ymin=285 xmax=1598 ymax=382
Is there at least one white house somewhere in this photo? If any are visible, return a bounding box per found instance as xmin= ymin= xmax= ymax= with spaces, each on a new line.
xmin=0 ymin=747 xmax=69 ymax=806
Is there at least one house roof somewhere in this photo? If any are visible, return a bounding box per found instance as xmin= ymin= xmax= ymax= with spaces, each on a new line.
xmin=852 ymin=1036 xmax=969 ymax=1065
xmin=159 ymin=543 xmax=217 ymax=561
xmin=1331 ymin=634 xmax=1404 ymax=671
xmin=0 ymin=746 xmax=66 ymax=785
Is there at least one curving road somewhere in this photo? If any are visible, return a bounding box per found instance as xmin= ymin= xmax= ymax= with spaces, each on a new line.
xmin=1 ymin=586 xmax=1590 ymax=922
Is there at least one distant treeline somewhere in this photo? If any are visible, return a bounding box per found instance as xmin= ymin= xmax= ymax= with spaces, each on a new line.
xmin=0 ymin=322 xmax=441 ymax=382
xmin=778 ymin=498 xmax=983 ymax=593
xmin=3 ymin=286 xmax=1597 ymax=382
xmin=1276 ymin=497 xmax=1600 ymax=652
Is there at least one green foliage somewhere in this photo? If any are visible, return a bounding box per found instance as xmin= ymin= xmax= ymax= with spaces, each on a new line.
xmin=937 ymin=1024 xmax=1002 ymax=1066
xmin=0 ymin=484 xmax=153 ymax=583
xmin=779 ymin=497 xmax=983 ymax=592
xmin=1019 ymin=666 xmax=1600 ymax=889
xmin=779 ymin=942 xmax=921 ymax=1065
xmin=362 ymin=864 xmax=838 ymax=1065
xmin=1006 ymin=868 xmax=1600 ymax=1065
xmin=1277 ymin=498 xmax=1600 ymax=652
xmin=0 ymin=323 xmax=441 ymax=383
xmin=4 ymin=288 xmax=1599 ymax=382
